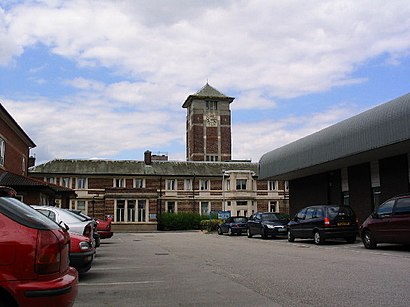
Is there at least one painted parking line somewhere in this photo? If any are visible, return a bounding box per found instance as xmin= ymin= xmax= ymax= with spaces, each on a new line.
xmin=79 ymin=281 xmax=164 ymax=286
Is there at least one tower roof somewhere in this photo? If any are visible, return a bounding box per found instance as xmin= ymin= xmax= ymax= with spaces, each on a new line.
xmin=182 ymin=83 xmax=234 ymax=108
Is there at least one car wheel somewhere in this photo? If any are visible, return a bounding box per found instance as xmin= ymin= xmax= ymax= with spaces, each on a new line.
xmin=261 ymin=227 xmax=268 ymax=239
xmin=362 ymin=230 xmax=377 ymax=249
xmin=346 ymin=236 xmax=356 ymax=244
xmin=228 ymin=227 xmax=233 ymax=236
xmin=314 ymin=231 xmax=324 ymax=245
xmin=247 ymin=228 xmax=253 ymax=238
xmin=288 ymin=230 xmax=295 ymax=242
xmin=217 ymin=226 xmax=223 ymax=235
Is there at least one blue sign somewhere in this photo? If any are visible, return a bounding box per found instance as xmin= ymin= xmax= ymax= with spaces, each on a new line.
xmin=217 ymin=211 xmax=231 ymax=219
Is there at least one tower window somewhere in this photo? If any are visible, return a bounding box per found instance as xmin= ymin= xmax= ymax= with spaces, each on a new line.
xmin=206 ymin=101 xmax=217 ymax=110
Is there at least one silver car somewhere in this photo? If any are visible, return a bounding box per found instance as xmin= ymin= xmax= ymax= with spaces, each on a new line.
xmin=32 ymin=205 xmax=95 ymax=246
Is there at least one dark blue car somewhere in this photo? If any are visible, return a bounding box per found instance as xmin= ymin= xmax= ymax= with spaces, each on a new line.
xmin=217 ymin=216 xmax=248 ymax=236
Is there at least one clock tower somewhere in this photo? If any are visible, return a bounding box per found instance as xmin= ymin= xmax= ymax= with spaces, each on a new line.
xmin=182 ymin=83 xmax=234 ymax=162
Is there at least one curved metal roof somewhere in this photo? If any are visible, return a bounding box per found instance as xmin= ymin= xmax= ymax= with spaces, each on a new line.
xmin=259 ymin=93 xmax=410 ymax=180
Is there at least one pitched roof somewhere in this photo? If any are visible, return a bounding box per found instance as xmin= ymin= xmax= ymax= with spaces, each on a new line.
xmin=0 ymin=103 xmax=36 ymax=148
xmin=29 ymin=159 xmax=259 ymax=177
xmin=259 ymin=92 xmax=410 ymax=180
xmin=182 ymin=83 xmax=234 ymax=108
xmin=0 ymin=172 xmax=76 ymax=195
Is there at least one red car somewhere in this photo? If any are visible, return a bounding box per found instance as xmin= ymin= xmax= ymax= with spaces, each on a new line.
xmin=0 ymin=187 xmax=78 ymax=307
xmin=69 ymin=233 xmax=95 ymax=274
xmin=96 ymin=216 xmax=114 ymax=239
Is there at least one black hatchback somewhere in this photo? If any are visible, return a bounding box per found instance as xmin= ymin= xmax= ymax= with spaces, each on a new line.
xmin=287 ymin=205 xmax=358 ymax=245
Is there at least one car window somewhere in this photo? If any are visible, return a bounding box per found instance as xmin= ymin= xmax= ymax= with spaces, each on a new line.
xmin=314 ymin=208 xmax=324 ymax=218
xmin=36 ymin=209 xmax=57 ymax=221
xmin=296 ymin=209 xmax=307 ymax=220
xmin=376 ymin=200 xmax=395 ymax=216
xmin=394 ymin=198 xmax=410 ymax=215
xmin=226 ymin=217 xmax=233 ymax=223
xmin=305 ymin=208 xmax=316 ymax=220
xmin=327 ymin=206 xmax=354 ymax=218
xmin=261 ymin=213 xmax=279 ymax=221
xmin=232 ymin=217 xmax=247 ymax=223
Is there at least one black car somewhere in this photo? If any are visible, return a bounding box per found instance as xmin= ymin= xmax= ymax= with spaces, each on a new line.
xmin=287 ymin=205 xmax=358 ymax=245
xmin=217 ymin=216 xmax=248 ymax=235
xmin=247 ymin=212 xmax=288 ymax=239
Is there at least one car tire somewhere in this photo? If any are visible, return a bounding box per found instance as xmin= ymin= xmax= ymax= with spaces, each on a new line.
xmin=247 ymin=228 xmax=253 ymax=238
xmin=261 ymin=228 xmax=268 ymax=240
xmin=346 ymin=236 xmax=356 ymax=244
xmin=362 ymin=230 xmax=377 ymax=249
xmin=228 ymin=227 xmax=233 ymax=236
xmin=288 ymin=230 xmax=295 ymax=242
xmin=217 ymin=226 xmax=223 ymax=235
xmin=314 ymin=231 xmax=324 ymax=245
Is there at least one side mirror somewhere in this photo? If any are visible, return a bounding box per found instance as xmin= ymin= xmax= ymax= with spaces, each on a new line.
xmin=59 ymin=221 xmax=70 ymax=232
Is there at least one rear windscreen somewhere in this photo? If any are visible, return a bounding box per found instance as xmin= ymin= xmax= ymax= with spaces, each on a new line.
xmin=0 ymin=197 xmax=61 ymax=230
xmin=327 ymin=206 xmax=354 ymax=218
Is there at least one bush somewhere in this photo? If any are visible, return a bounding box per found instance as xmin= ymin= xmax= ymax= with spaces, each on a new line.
xmin=157 ymin=212 xmax=204 ymax=231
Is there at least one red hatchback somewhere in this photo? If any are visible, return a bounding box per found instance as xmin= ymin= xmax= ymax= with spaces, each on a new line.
xmin=360 ymin=194 xmax=410 ymax=249
xmin=0 ymin=188 xmax=78 ymax=307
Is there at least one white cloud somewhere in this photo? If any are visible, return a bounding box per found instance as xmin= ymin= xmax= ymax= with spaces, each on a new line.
xmin=232 ymin=104 xmax=361 ymax=161
xmin=2 ymin=1 xmax=410 ymax=96
xmin=1 ymin=1 xmax=410 ymax=163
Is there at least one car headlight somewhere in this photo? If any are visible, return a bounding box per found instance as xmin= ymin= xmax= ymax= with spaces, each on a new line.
xmin=266 ymin=225 xmax=275 ymax=229
xmin=79 ymin=241 xmax=91 ymax=251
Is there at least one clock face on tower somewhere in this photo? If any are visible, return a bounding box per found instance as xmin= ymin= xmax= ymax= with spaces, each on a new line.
xmin=205 ymin=114 xmax=218 ymax=127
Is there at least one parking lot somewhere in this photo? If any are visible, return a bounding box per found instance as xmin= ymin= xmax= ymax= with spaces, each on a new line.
xmin=76 ymin=232 xmax=410 ymax=307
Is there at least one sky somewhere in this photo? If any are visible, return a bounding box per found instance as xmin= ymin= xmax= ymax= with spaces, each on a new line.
xmin=1 ymin=0 xmax=410 ymax=165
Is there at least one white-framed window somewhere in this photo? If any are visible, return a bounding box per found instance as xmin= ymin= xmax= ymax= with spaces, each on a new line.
xmin=184 ymin=179 xmax=192 ymax=190
xmin=206 ymin=100 xmax=217 ymax=110
xmin=200 ymin=180 xmax=210 ymax=190
xmin=227 ymin=201 xmax=231 ymax=207
xmin=76 ymin=200 xmax=86 ymax=213
xmin=226 ymin=179 xmax=230 ymax=190
xmin=46 ymin=177 xmax=56 ymax=184
xmin=114 ymin=178 xmax=126 ymax=188
xmin=200 ymin=201 xmax=210 ymax=215
xmin=0 ymin=137 xmax=5 ymax=166
xmin=268 ymin=180 xmax=277 ymax=191
xmin=116 ymin=199 xmax=147 ymax=222
xmin=269 ymin=201 xmax=279 ymax=213
xmin=77 ymin=178 xmax=86 ymax=189
xmin=134 ymin=178 xmax=144 ymax=189
xmin=236 ymin=179 xmax=247 ymax=190
xmin=284 ymin=181 xmax=289 ymax=191
xmin=206 ymin=155 xmax=218 ymax=161
xmin=127 ymin=200 xmax=136 ymax=222
xmin=61 ymin=177 xmax=71 ymax=188
xmin=166 ymin=201 xmax=176 ymax=213
xmin=22 ymin=157 xmax=26 ymax=175
xmin=166 ymin=179 xmax=176 ymax=190
xmin=137 ymin=200 xmax=147 ymax=222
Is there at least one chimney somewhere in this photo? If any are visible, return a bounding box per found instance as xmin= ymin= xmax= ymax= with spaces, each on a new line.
xmin=144 ymin=150 xmax=152 ymax=165
xmin=28 ymin=156 xmax=36 ymax=167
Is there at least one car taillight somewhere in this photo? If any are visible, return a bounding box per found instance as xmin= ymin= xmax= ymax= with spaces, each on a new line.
xmin=324 ymin=217 xmax=330 ymax=226
xmin=83 ymin=224 xmax=92 ymax=239
xmin=36 ymin=230 xmax=61 ymax=274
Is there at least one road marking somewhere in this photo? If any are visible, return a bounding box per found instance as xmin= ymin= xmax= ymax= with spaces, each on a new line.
xmin=79 ymin=281 xmax=164 ymax=286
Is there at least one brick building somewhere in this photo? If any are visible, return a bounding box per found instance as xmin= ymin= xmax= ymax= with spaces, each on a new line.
xmin=0 ymin=103 xmax=75 ymax=206
xmin=259 ymin=93 xmax=410 ymax=223
xmin=29 ymin=84 xmax=289 ymax=231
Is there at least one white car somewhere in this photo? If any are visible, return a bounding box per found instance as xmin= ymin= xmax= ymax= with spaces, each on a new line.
xmin=32 ymin=205 xmax=95 ymax=246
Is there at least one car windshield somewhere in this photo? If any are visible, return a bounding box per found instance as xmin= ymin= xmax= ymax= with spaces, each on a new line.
xmin=232 ymin=217 xmax=247 ymax=223
xmin=327 ymin=206 xmax=354 ymax=218
xmin=261 ymin=213 xmax=286 ymax=221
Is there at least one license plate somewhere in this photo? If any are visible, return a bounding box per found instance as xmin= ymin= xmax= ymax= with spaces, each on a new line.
xmin=278 ymin=228 xmax=286 ymax=232
xmin=337 ymin=222 xmax=350 ymax=226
